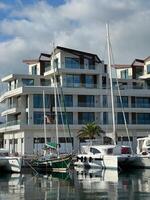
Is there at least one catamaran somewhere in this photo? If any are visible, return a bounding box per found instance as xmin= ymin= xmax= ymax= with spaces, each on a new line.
xmin=74 ymin=24 xmax=136 ymax=170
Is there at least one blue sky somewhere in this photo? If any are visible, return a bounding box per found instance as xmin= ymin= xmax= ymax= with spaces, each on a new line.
xmin=0 ymin=0 xmax=150 ymax=78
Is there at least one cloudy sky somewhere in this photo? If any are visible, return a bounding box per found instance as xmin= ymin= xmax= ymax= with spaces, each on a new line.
xmin=0 ymin=0 xmax=150 ymax=78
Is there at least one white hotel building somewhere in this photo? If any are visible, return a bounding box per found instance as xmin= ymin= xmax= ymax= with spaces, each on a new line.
xmin=0 ymin=46 xmax=150 ymax=155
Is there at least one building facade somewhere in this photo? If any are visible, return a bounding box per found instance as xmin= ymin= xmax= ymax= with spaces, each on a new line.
xmin=0 ymin=46 xmax=150 ymax=155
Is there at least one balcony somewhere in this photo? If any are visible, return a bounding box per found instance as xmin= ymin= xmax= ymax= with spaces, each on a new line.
xmin=78 ymin=102 xmax=95 ymax=107
xmin=63 ymin=83 xmax=98 ymax=89
xmin=0 ymin=120 xmax=21 ymax=133
xmin=0 ymin=87 xmax=23 ymax=102
xmin=131 ymin=103 xmax=150 ymax=108
xmin=0 ymin=119 xmax=21 ymax=128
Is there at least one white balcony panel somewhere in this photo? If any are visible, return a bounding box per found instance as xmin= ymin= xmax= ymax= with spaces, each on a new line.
xmin=22 ymin=86 xmax=54 ymax=94
xmin=44 ymin=68 xmax=100 ymax=77
xmin=0 ymin=87 xmax=23 ymax=102
xmin=1 ymin=108 xmax=17 ymax=116
xmin=0 ymin=125 xmax=21 ymax=133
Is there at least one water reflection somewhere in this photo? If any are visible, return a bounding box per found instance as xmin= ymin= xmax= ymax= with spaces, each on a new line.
xmin=0 ymin=169 xmax=150 ymax=200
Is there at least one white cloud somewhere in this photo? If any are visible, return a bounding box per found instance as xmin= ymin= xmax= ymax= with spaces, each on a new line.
xmin=0 ymin=2 xmax=10 ymax=10
xmin=0 ymin=0 xmax=150 ymax=79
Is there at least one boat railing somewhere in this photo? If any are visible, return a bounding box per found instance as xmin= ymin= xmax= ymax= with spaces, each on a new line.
xmin=81 ymin=139 xmax=103 ymax=146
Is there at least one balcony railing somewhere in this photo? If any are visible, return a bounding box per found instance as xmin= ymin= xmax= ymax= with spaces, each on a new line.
xmin=78 ymin=102 xmax=95 ymax=107
xmin=63 ymin=83 xmax=98 ymax=89
xmin=64 ymin=65 xmax=96 ymax=70
xmin=45 ymin=63 xmax=96 ymax=70
xmin=7 ymin=103 xmax=17 ymax=109
xmin=131 ymin=103 xmax=150 ymax=108
xmin=0 ymin=120 xmax=21 ymax=128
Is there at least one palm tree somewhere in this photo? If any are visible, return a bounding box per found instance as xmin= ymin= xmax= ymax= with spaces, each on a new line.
xmin=77 ymin=122 xmax=105 ymax=140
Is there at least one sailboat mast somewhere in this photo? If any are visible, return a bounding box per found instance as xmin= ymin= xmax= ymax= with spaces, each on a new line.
xmin=106 ymin=23 xmax=116 ymax=144
xmin=43 ymin=90 xmax=47 ymax=145
xmin=52 ymin=47 xmax=60 ymax=157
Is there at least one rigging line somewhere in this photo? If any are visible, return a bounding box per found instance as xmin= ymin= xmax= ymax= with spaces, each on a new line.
xmin=51 ymin=45 xmax=69 ymax=154
xmin=55 ymin=83 xmax=69 ymax=154
xmin=43 ymin=90 xmax=47 ymax=145
xmin=54 ymin=60 xmax=72 ymax=140
xmin=109 ymin=43 xmax=134 ymax=155
xmin=52 ymin=46 xmax=59 ymax=158
xmin=102 ymin=37 xmax=107 ymax=64
xmin=106 ymin=24 xmax=116 ymax=145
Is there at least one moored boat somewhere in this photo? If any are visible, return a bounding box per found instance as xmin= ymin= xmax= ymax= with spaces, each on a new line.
xmin=0 ymin=148 xmax=22 ymax=173
xmin=74 ymin=143 xmax=134 ymax=169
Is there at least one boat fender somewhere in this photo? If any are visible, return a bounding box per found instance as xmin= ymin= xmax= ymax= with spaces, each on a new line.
xmin=142 ymin=151 xmax=148 ymax=155
xmin=81 ymin=156 xmax=83 ymax=162
xmin=84 ymin=157 xmax=87 ymax=162
xmin=89 ymin=157 xmax=92 ymax=162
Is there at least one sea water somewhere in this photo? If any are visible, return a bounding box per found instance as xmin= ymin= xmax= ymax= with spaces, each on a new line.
xmin=0 ymin=168 xmax=150 ymax=200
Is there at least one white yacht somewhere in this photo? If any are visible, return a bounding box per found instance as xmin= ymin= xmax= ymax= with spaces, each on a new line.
xmin=0 ymin=148 xmax=22 ymax=172
xmin=74 ymin=142 xmax=135 ymax=169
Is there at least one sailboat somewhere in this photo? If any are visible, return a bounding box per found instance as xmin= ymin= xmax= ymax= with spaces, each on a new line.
xmin=31 ymin=49 xmax=72 ymax=173
xmin=74 ymin=24 xmax=136 ymax=170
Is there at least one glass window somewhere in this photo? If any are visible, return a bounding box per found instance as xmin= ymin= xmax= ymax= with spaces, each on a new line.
xmin=33 ymin=111 xmax=54 ymax=124
xmin=117 ymin=112 xmax=129 ymax=124
xmin=59 ymin=137 xmax=73 ymax=143
xmin=65 ymin=57 xmax=80 ymax=69
xmin=58 ymin=112 xmax=73 ymax=124
xmin=103 ymin=112 xmax=108 ymax=124
xmin=32 ymin=65 xmax=37 ymax=75
xmin=90 ymin=148 xmax=100 ymax=154
xmin=54 ymin=58 xmax=58 ymax=68
xmin=135 ymin=97 xmax=150 ymax=108
xmin=102 ymin=76 xmax=107 ymax=88
xmin=78 ymin=95 xmax=94 ymax=107
xmin=131 ymin=113 xmax=136 ymax=124
xmin=103 ymin=95 xmax=108 ymax=107
xmin=137 ymin=113 xmax=150 ymax=124
xmin=64 ymin=75 xmax=74 ymax=87
xmin=64 ymin=95 xmax=73 ymax=107
xmin=121 ymin=69 xmax=128 ymax=79
xmin=104 ymin=64 xmax=107 ymax=73
xmin=135 ymin=66 xmax=143 ymax=78
xmin=84 ymin=58 xmax=95 ymax=70
xmin=33 ymin=111 xmax=44 ymax=124
xmin=33 ymin=94 xmax=43 ymax=108
xmin=78 ymin=112 xmax=95 ymax=124
xmin=85 ymin=75 xmax=94 ymax=88
xmin=64 ymin=75 xmax=80 ymax=87
xmin=33 ymin=94 xmax=53 ymax=108
xmin=74 ymin=75 xmax=80 ymax=87
xmin=117 ymin=96 xmax=128 ymax=107
xmin=40 ymin=79 xmax=51 ymax=86
xmin=22 ymin=79 xmax=34 ymax=86
xmin=44 ymin=61 xmax=50 ymax=71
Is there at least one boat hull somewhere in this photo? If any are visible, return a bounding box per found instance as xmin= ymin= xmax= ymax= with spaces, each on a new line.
xmin=124 ymin=155 xmax=150 ymax=169
xmin=74 ymin=154 xmax=141 ymax=170
xmin=74 ymin=154 xmax=118 ymax=169
xmin=0 ymin=157 xmax=22 ymax=172
xmin=33 ymin=155 xmax=72 ymax=173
